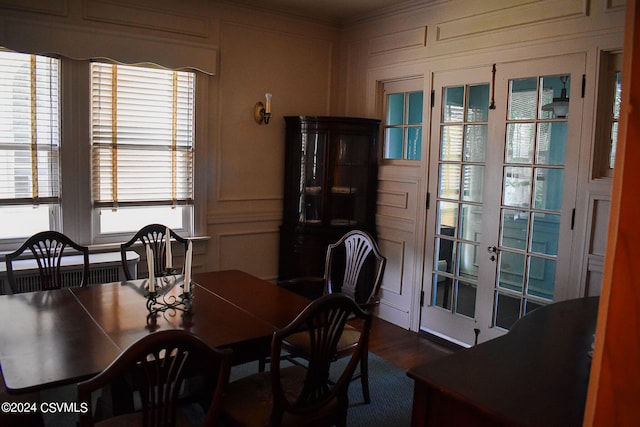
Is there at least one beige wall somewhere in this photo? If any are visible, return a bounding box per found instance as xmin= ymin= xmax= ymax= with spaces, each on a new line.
xmin=0 ymin=0 xmax=340 ymax=280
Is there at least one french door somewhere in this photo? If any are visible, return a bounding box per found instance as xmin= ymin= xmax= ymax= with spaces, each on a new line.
xmin=421 ymin=55 xmax=585 ymax=346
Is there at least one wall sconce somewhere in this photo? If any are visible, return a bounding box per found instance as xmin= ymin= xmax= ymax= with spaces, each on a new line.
xmin=542 ymin=75 xmax=569 ymax=118
xmin=254 ymin=92 xmax=272 ymax=124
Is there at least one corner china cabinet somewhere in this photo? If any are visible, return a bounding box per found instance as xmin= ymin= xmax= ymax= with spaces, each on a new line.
xmin=278 ymin=116 xmax=380 ymax=281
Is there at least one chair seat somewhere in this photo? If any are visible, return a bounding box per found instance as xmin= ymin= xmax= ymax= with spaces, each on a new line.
xmin=284 ymin=324 xmax=361 ymax=356
xmin=221 ymin=365 xmax=339 ymax=427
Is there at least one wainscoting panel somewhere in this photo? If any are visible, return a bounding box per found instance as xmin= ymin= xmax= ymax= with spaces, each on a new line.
xmin=376 ymin=224 xmax=417 ymax=329
xmin=378 ymin=235 xmax=405 ymax=296
xmin=435 ymin=0 xmax=587 ymax=42
xmin=207 ymin=215 xmax=282 ymax=281
xmin=377 ymin=178 xmax=418 ymax=221
xmin=369 ymin=26 xmax=427 ymax=55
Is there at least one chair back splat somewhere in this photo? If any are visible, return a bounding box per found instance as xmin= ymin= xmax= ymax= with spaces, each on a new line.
xmin=77 ymin=330 xmax=232 ymax=427
xmin=5 ymin=230 xmax=90 ymax=293
xmin=120 ymin=224 xmax=189 ymax=280
xmin=325 ymin=230 xmax=386 ymax=308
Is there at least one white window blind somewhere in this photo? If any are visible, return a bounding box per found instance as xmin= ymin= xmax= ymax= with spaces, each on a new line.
xmin=0 ymin=51 xmax=60 ymax=206
xmin=91 ymin=63 xmax=194 ymax=210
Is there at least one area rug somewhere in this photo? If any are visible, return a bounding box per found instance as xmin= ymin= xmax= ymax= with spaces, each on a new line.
xmin=41 ymin=352 xmax=413 ymax=426
xmin=344 ymin=353 xmax=413 ymax=427
xmin=231 ymin=353 xmax=413 ymax=427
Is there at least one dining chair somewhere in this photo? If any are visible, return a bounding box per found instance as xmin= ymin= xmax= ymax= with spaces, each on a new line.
xmin=220 ymin=293 xmax=371 ymax=427
xmin=278 ymin=229 xmax=386 ymax=404
xmin=5 ymin=230 xmax=90 ymax=294
xmin=77 ymin=329 xmax=232 ymax=427
xmin=120 ymin=224 xmax=189 ymax=280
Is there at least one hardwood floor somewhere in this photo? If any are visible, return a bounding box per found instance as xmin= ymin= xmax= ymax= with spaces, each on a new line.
xmin=367 ymin=316 xmax=455 ymax=371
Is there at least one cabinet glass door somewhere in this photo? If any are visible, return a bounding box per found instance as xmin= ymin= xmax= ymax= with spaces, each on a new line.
xmin=300 ymin=132 xmax=326 ymax=224
xmin=330 ymin=134 xmax=369 ymax=226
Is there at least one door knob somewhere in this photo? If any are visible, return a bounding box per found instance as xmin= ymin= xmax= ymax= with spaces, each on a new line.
xmin=487 ymin=245 xmax=498 ymax=261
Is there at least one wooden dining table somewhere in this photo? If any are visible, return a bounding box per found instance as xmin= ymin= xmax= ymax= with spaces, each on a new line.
xmin=0 ymin=269 xmax=311 ymax=395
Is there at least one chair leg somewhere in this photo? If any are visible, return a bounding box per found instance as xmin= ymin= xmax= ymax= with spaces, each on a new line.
xmin=360 ymin=351 xmax=370 ymax=404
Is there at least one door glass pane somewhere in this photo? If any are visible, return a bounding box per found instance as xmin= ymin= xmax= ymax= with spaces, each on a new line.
xmin=439 ymin=164 xmax=461 ymax=199
xmin=407 ymin=127 xmax=422 ymax=160
xmin=460 ymin=204 xmax=482 ymax=242
xmin=503 ymin=166 xmax=532 ymax=208
xmin=533 ymin=168 xmax=563 ymax=210
xmin=527 ymin=256 xmax=555 ymax=299
xmin=462 ymin=165 xmax=484 ymax=202
xmin=384 ymin=128 xmax=402 ymax=158
xmin=467 ymin=84 xmax=490 ymax=122
xmin=464 ymin=125 xmax=487 ymax=161
xmin=536 ymin=122 xmax=567 ymax=165
xmin=455 ymin=281 xmax=476 ymax=318
xmin=531 ymin=212 xmax=560 ymax=256
xmin=458 ymin=242 xmax=479 ymax=280
xmin=435 ymin=237 xmax=455 ymax=273
xmin=524 ymin=299 xmax=544 ymax=315
xmin=508 ymin=78 xmax=538 ymax=120
xmin=443 ymin=86 xmax=464 ymax=122
xmin=437 ymin=201 xmax=458 ymax=230
xmin=495 ymin=292 xmax=521 ymax=329
xmin=441 ymin=125 xmax=463 ymax=161
xmin=408 ymin=91 xmax=423 ymax=124
xmin=498 ymin=250 xmax=525 ymax=292
xmin=433 ymin=274 xmax=452 ymax=309
xmin=501 ymin=209 xmax=528 ymax=250
xmin=506 ymin=123 xmax=535 ymax=163
xmin=539 ymin=75 xmax=570 ymax=119
xmin=387 ymin=93 xmax=404 ymax=125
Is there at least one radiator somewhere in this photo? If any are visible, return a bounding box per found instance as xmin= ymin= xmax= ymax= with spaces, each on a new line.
xmin=0 ymin=251 xmax=139 ymax=295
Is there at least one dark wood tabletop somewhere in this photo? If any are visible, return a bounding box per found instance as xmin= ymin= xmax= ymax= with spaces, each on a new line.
xmin=407 ymin=296 xmax=599 ymax=427
xmin=0 ymin=270 xmax=311 ymax=394
xmin=193 ymin=270 xmax=313 ymax=329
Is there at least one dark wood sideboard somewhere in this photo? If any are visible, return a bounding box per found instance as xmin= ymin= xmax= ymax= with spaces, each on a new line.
xmin=408 ymin=297 xmax=599 ymax=427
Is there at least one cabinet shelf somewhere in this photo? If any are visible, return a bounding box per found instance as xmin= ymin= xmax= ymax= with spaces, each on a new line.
xmin=331 ymin=186 xmax=357 ymax=194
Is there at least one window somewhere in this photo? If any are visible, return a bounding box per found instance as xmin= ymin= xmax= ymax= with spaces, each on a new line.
xmin=382 ymin=80 xmax=424 ymax=161
xmin=0 ymin=50 xmax=60 ymax=239
xmin=609 ymin=69 xmax=622 ymax=169
xmin=594 ymin=51 xmax=622 ymax=178
xmin=91 ymin=63 xmax=195 ymax=236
